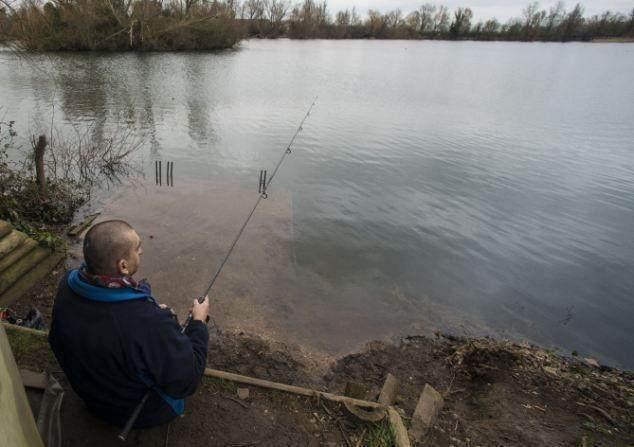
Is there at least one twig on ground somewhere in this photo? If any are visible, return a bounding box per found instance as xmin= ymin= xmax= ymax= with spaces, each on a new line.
xmin=320 ymin=397 xmax=335 ymax=417
xmin=354 ymin=427 xmax=367 ymax=447
xmin=226 ymin=396 xmax=250 ymax=409
xmin=337 ymin=419 xmax=352 ymax=447
xmin=588 ymin=404 xmax=616 ymax=425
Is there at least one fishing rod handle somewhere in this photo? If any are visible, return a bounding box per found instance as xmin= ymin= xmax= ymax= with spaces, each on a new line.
xmin=181 ymin=314 xmax=193 ymax=333
xmin=180 ymin=296 xmax=209 ymax=334
xmin=118 ymin=390 xmax=151 ymax=441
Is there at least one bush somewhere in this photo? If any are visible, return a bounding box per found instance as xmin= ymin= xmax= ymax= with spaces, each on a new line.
xmin=5 ymin=0 xmax=243 ymax=51
xmin=0 ymin=118 xmax=140 ymax=249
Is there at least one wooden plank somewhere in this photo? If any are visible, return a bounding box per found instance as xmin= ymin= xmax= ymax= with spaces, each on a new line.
xmin=0 ymin=251 xmax=64 ymax=306
xmin=409 ymin=384 xmax=444 ymax=441
xmin=0 ymin=238 xmax=38 ymax=274
xmin=378 ymin=373 xmax=399 ymax=406
xmin=19 ymin=369 xmax=48 ymax=390
xmin=0 ymin=220 xmax=12 ymax=239
xmin=67 ymin=213 xmax=100 ymax=237
xmin=0 ymin=230 xmax=28 ymax=258
xmin=388 ymin=407 xmax=412 ymax=447
xmin=1 ymin=322 xmax=48 ymax=336
xmin=0 ymin=324 xmax=45 ymax=447
xmin=0 ymin=246 xmax=51 ymax=296
xmin=204 ymin=368 xmax=385 ymax=410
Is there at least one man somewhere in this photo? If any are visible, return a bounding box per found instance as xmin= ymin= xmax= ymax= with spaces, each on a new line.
xmin=49 ymin=220 xmax=210 ymax=427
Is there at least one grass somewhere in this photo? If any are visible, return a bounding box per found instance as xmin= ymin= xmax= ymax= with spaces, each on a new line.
xmin=3 ymin=324 xmax=57 ymax=372
xmin=364 ymin=420 xmax=395 ymax=447
xmin=202 ymin=376 xmax=238 ymax=394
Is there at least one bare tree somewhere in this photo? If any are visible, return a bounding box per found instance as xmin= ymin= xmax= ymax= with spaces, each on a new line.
xmin=384 ymin=9 xmax=403 ymax=29
xmin=432 ymin=5 xmax=450 ymax=34
xmin=522 ymin=2 xmax=546 ymax=40
xmin=449 ymin=7 xmax=473 ymax=38
xmin=545 ymin=1 xmax=566 ymax=35
xmin=245 ymin=0 xmax=265 ymax=21
xmin=366 ymin=9 xmax=385 ymax=37
xmin=350 ymin=6 xmax=360 ymax=26
xmin=562 ymin=3 xmax=585 ymax=40
xmin=483 ymin=18 xmax=500 ymax=37
xmin=418 ymin=3 xmax=436 ymax=34
xmin=266 ymin=0 xmax=289 ymax=30
xmin=335 ymin=8 xmax=350 ymax=26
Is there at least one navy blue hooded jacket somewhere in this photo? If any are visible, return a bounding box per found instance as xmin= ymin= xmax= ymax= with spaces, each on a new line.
xmin=48 ymin=271 xmax=209 ymax=427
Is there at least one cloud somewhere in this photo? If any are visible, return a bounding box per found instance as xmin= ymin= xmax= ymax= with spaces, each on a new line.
xmin=323 ymin=0 xmax=634 ymax=21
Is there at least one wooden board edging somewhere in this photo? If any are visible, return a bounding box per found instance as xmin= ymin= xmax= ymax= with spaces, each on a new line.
xmin=204 ymin=368 xmax=412 ymax=447
xmin=1 ymin=323 xmax=49 ymax=336
xmin=204 ymin=368 xmax=385 ymax=409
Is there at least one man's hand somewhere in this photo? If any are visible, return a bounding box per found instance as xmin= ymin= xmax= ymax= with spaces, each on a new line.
xmin=191 ymin=295 xmax=210 ymax=322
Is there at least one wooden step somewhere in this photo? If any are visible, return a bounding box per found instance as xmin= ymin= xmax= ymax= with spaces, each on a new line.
xmin=0 ymin=220 xmax=12 ymax=238
xmin=0 ymin=246 xmax=51 ymax=296
xmin=0 ymin=230 xmax=28 ymax=258
xmin=0 ymin=239 xmax=38 ymax=274
xmin=0 ymin=251 xmax=65 ymax=306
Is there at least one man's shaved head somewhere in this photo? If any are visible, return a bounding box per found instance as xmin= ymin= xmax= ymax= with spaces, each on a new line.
xmin=83 ymin=220 xmax=141 ymax=275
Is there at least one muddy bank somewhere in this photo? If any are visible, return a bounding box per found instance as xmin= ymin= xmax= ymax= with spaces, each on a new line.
xmin=7 ymin=324 xmax=633 ymax=447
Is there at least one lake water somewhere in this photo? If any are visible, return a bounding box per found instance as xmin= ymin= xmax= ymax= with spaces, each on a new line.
xmin=1 ymin=40 xmax=633 ymax=368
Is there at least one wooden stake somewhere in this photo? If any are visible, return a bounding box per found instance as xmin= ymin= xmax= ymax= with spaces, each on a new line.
xmin=388 ymin=407 xmax=412 ymax=447
xmin=378 ymin=373 xmax=399 ymax=406
xmin=204 ymin=368 xmax=384 ymax=410
xmin=33 ymin=135 xmax=47 ymax=199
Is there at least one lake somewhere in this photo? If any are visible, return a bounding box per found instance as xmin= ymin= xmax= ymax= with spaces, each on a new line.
xmin=1 ymin=40 xmax=633 ymax=368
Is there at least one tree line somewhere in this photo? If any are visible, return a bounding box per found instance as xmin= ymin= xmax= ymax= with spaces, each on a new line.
xmin=0 ymin=0 xmax=632 ymax=51
xmin=242 ymin=0 xmax=634 ymax=41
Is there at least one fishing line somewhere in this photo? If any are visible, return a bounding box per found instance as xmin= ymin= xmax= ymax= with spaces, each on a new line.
xmin=180 ymin=96 xmax=318 ymax=333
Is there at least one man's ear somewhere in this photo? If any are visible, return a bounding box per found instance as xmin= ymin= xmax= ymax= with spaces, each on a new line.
xmin=117 ymin=259 xmax=129 ymax=276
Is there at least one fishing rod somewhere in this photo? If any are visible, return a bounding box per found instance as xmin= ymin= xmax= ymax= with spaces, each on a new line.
xmin=118 ymin=97 xmax=318 ymax=441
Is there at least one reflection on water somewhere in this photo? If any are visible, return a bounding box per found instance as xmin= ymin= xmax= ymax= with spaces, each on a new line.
xmin=1 ymin=41 xmax=633 ymax=367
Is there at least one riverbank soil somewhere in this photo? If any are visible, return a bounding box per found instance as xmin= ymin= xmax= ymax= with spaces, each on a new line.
xmin=7 ymin=325 xmax=633 ymax=446
xmin=329 ymin=335 xmax=633 ymax=446
xmin=25 ymin=373 xmax=379 ymax=447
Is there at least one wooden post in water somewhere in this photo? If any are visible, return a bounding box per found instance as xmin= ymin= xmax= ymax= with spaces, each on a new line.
xmin=33 ymin=135 xmax=47 ymax=199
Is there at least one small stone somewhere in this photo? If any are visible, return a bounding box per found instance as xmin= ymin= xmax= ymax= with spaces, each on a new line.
xmin=237 ymin=388 xmax=250 ymax=400
xmin=584 ymin=358 xmax=600 ymax=368
xmin=543 ymin=366 xmax=558 ymax=376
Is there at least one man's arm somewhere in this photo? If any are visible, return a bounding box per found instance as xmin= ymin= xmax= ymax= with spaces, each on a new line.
xmin=137 ymin=303 xmax=209 ymax=398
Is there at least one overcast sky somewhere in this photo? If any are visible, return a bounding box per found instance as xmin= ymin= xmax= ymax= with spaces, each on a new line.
xmin=325 ymin=1 xmax=634 ymax=21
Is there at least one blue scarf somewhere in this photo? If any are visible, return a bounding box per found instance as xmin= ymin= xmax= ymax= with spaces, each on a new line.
xmin=67 ymin=269 xmax=184 ymax=415
xmin=67 ymin=269 xmax=154 ymax=303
